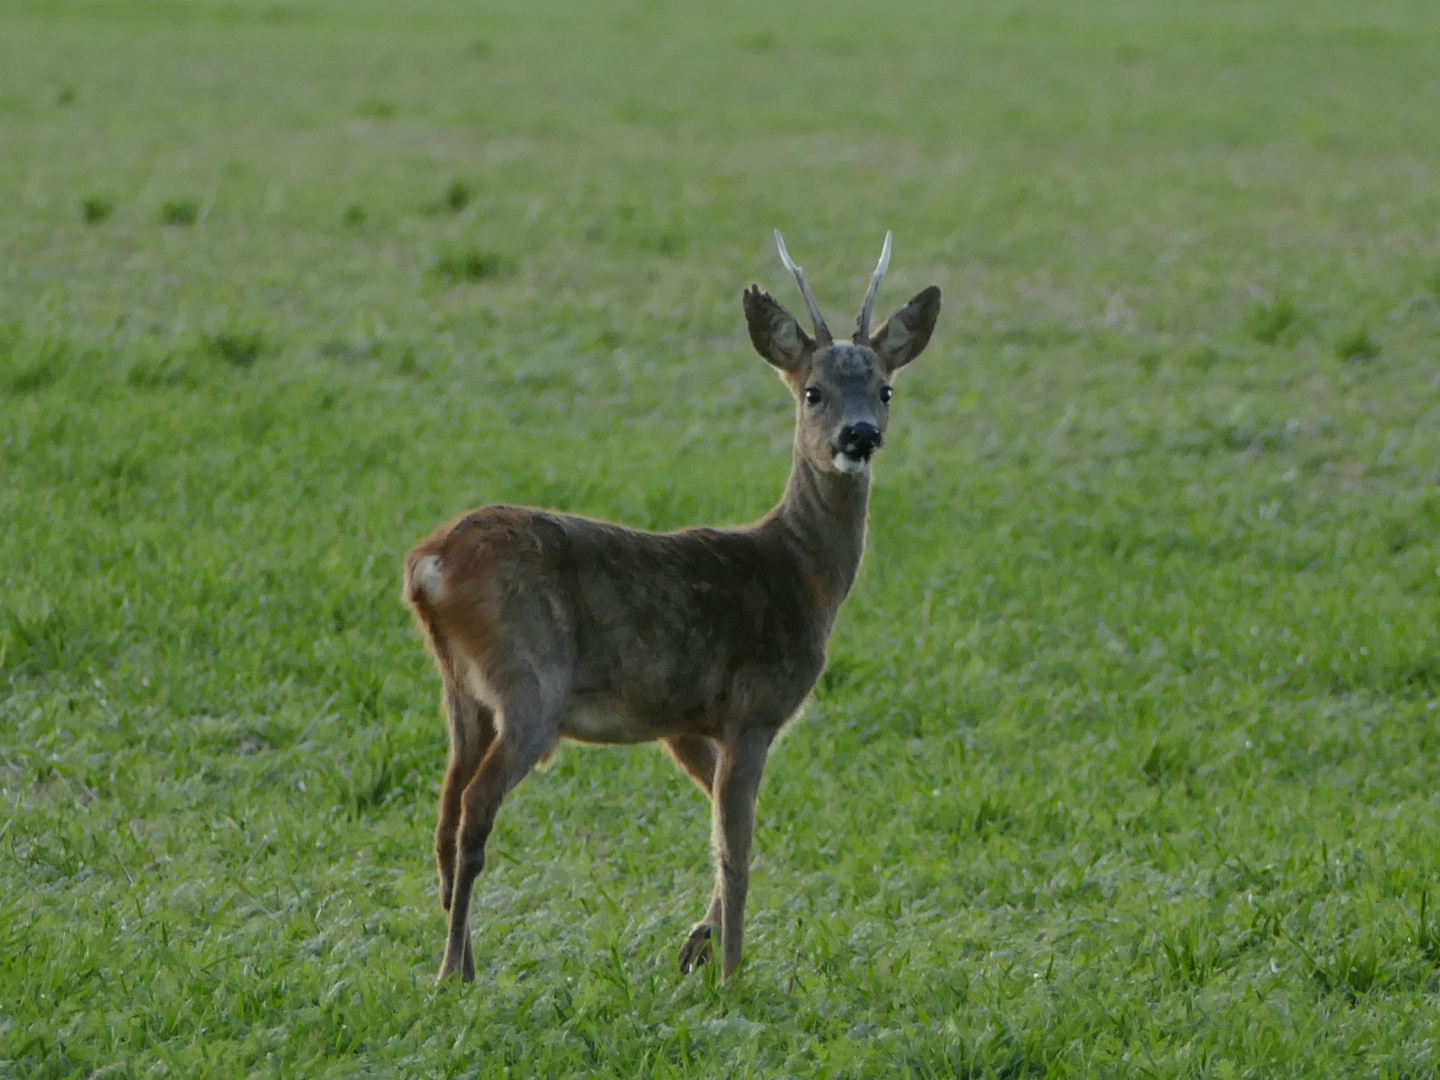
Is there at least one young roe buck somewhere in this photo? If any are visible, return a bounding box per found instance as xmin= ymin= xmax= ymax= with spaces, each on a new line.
xmin=404 ymin=231 xmax=940 ymax=984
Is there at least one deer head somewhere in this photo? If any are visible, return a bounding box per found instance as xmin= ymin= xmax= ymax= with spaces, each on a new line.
xmin=743 ymin=231 xmax=941 ymax=476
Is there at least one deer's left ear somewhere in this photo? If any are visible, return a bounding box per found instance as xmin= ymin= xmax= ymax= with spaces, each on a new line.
xmin=743 ymin=285 xmax=814 ymax=374
xmin=870 ymin=286 xmax=941 ymax=374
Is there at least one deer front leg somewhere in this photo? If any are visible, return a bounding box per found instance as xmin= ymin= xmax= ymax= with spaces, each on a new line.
xmin=678 ymin=897 xmax=721 ymax=974
xmin=664 ymin=735 xmax=722 ymax=973
xmin=711 ymin=727 xmax=772 ymax=983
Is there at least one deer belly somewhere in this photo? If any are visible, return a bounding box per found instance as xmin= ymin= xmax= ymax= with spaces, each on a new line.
xmin=558 ymin=694 xmax=655 ymax=744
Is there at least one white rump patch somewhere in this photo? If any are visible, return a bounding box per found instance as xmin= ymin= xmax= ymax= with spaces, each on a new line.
xmin=832 ymin=452 xmax=867 ymax=475
xmin=415 ymin=555 xmax=446 ymax=602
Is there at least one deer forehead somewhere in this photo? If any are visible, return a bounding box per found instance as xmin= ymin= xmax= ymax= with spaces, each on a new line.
xmin=814 ymin=344 xmax=879 ymax=380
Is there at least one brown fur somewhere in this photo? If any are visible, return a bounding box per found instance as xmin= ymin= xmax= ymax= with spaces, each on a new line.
xmin=404 ymin=240 xmax=940 ymax=984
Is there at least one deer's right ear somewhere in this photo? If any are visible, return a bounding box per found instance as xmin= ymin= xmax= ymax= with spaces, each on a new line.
xmin=743 ymin=285 xmax=813 ymax=374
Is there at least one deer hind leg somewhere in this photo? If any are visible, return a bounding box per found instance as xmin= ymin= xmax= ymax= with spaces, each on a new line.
xmin=664 ymin=735 xmax=724 ymax=973
xmin=439 ymin=668 xmax=563 ymax=985
xmin=436 ymin=684 xmax=495 ymax=982
xmin=437 ymin=685 xmax=495 ymax=908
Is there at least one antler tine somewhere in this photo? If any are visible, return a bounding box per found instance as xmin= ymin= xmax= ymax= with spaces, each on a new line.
xmin=854 ymin=229 xmax=893 ymax=342
xmin=773 ymin=229 xmax=833 ymax=346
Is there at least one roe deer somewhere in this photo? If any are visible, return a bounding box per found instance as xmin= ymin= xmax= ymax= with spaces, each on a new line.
xmin=404 ymin=231 xmax=941 ymax=984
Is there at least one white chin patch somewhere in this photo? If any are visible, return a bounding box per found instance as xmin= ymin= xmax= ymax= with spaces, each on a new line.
xmin=832 ymin=452 xmax=868 ymax=475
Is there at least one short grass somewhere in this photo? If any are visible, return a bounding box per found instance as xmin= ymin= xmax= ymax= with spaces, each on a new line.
xmin=3 ymin=0 xmax=1440 ymax=1076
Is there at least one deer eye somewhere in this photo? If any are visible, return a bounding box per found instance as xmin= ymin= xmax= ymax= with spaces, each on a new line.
xmin=880 ymin=385 xmax=893 ymax=405
xmin=804 ymin=386 xmax=822 ymax=405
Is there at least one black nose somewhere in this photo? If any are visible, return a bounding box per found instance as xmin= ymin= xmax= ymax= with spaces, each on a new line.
xmin=839 ymin=422 xmax=883 ymax=459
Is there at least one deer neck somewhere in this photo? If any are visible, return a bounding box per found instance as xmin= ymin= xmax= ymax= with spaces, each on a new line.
xmin=769 ymin=443 xmax=871 ymax=624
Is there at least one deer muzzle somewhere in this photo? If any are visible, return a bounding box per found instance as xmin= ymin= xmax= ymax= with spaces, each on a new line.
xmin=837 ymin=422 xmax=883 ymax=466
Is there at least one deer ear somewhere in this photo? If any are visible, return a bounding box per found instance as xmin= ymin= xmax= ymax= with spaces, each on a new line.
xmin=743 ymin=285 xmax=814 ymax=373
xmin=870 ymin=286 xmax=941 ymax=374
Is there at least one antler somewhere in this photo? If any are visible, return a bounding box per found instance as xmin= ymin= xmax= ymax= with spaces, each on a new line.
xmin=773 ymin=230 xmax=833 ymax=346
xmin=854 ymin=230 xmax=893 ymax=342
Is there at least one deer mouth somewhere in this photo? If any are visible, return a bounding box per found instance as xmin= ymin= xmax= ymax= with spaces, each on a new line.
xmin=831 ymin=448 xmax=871 ymax=474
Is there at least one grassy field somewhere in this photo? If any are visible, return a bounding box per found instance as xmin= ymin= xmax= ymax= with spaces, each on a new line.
xmin=3 ymin=0 xmax=1440 ymax=1075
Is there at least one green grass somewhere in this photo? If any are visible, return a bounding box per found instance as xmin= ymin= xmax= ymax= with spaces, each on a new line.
xmin=2 ymin=0 xmax=1440 ymax=1075
xmin=80 ymin=196 xmax=113 ymax=225
xmin=433 ymin=244 xmax=508 ymax=283
xmin=159 ymin=198 xmax=200 ymax=227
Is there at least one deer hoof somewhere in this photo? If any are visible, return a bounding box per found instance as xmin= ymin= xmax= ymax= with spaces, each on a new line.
xmin=436 ymin=961 xmax=474 ymax=987
xmin=678 ymin=924 xmax=714 ymax=974
xmin=437 ymin=945 xmax=476 ymax=986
